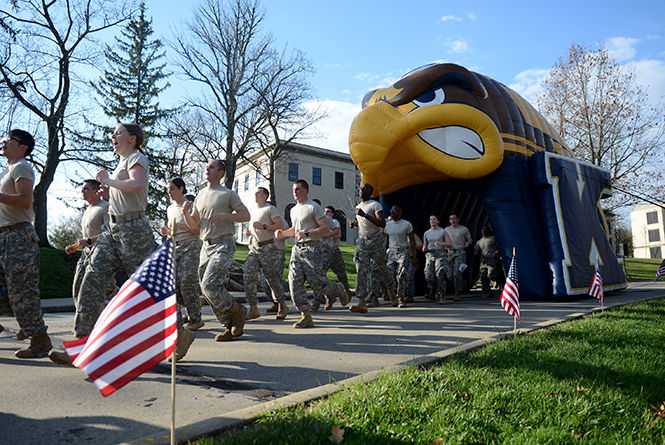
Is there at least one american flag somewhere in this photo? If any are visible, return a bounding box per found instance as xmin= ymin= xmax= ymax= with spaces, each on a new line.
xmin=655 ymin=259 xmax=665 ymax=281
xmin=588 ymin=266 xmax=604 ymax=303
xmin=64 ymin=239 xmax=178 ymax=397
xmin=500 ymin=255 xmax=520 ymax=320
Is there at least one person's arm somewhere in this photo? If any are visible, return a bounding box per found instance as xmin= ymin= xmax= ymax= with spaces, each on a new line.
xmin=422 ymin=236 xmax=429 ymax=252
xmin=408 ymin=231 xmax=417 ymax=264
xmin=0 ymin=177 xmax=33 ymax=209
xmin=465 ymin=230 xmax=473 ymax=248
xmin=209 ymin=203 xmax=250 ymax=224
xmin=294 ymin=216 xmax=329 ymax=241
xmin=182 ymin=200 xmax=201 ymax=232
xmin=96 ymin=163 xmax=146 ymax=194
xmin=275 ymin=225 xmax=295 ymax=240
xmin=331 ymin=225 xmax=342 ymax=240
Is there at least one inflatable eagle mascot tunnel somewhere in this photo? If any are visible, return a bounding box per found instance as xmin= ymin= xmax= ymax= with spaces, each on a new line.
xmin=349 ymin=63 xmax=627 ymax=299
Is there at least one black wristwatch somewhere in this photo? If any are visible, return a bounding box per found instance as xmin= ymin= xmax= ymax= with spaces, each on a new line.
xmin=304 ymin=230 xmax=310 ymax=237
xmin=87 ymin=238 xmax=92 ymax=246
xmin=263 ymin=223 xmax=267 ymax=230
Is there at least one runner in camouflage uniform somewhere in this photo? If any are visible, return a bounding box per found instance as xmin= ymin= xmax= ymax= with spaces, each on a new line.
xmin=183 ymin=159 xmax=250 ymax=342
xmin=0 ymin=129 xmax=52 ymax=359
xmin=160 ymin=178 xmax=204 ymax=331
xmin=350 ymin=183 xmax=396 ymax=312
xmin=475 ymin=225 xmax=499 ymax=298
xmin=274 ymin=180 xmax=348 ymax=328
xmin=243 ymin=187 xmax=287 ymax=320
xmin=384 ymin=206 xmax=417 ymax=308
xmin=445 ymin=214 xmax=473 ymax=302
xmin=422 ymin=214 xmax=452 ymax=303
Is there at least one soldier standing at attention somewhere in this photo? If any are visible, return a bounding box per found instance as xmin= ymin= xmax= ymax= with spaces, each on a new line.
xmin=384 ymin=205 xmax=417 ymax=308
xmin=159 ymin=178 xmax=205 ymax=332
xmin=274 ymin=179 xmax=348 ymax=328
xmin=182 ymin=159 xmax=250 ymax=342
xmin=243 ymin=187 xmax=288 ymax=320
xmin=0 ymin=129 xmax=53 ymax=358
xmin=349 ymin=183 xmax=396 ymax=312
xmin=445 ymin=213 xmax=473 ymax=301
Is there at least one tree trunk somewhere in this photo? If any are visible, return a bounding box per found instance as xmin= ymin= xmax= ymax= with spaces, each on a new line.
xmin=33 ymin=121 xmax=61 ymax=247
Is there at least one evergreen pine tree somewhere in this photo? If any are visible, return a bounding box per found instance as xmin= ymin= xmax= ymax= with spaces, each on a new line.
xmin=83 ymin=2 xmax=174 ymax=222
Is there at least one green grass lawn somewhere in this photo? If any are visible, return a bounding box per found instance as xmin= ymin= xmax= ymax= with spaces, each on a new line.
xmin=623 ymin=257 xmax=664 ymax=281
xmin=195 ymin=298 xmax=665 ymax=444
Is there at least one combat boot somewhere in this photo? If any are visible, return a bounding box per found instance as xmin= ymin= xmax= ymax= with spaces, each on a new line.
xmin=186 ymin=319 xmax=205 ymax=331
xmin=386 ymin=286 xmax=398 ymax=307
xmin=0 ymin=323 xmax=3 ymax=333
xmin=349 ymin=296 xmax=368 ymax=313
xmin=229 ymin=302 xmax=247 ymax=337
xmin=324 ymin=294 xmax=336 ymax=310
xmin=17 ymin=329 xmax=27 ymax=340
xmin=265 ymin=302 xmax=279 ymax=313
xmin=48 ymin=349 xmax=74 ymax=366
xmin=171 ymin=326 xmax=195 ymax=362
xmin=15 ymin=333 xmax=52 ymax=359
xmin=381 ymin=287 xmax=390 ymax=301
xmin=276 ymin=301 xmax=288 ymax=319
xmin=454 ymin=291 xmax=462 ymax=302
xmin=246 ymin=303 xmax=260 ymax=321
xmin=368 ymin=295 xmax=380 ymax=307
xmin=311 ymin=298 xmax=322 ymax=312
xmin=335 ymin=282 xmax=350 ymax=306
xmin=398 ymin=296 xmax=407 ymax=308
xmin=425 ymin=288 xmax=436 ymax=301
xmin=293 ymin=310 xmax=314 ymax=328
xmin=215 ymin=327 xmax=233 ymax=342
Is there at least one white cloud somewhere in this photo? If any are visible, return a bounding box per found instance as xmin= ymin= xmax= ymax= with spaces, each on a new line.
xmin=606 ymin=37 xmax=640 ymax=62
xmin=444 ymin=39 xmax=469 ymax=54
xmin=440 ymin=15 xmax=462 ymax=22
xmin=300 ymin=100 xmax=361 ymax=153
xmin=467 ymin=12 xmax=477 ymax=20
xmin=626 ymin=59 xmax=665 ymax=104
xmin=508 ymin=68 xmax=549 ymax=104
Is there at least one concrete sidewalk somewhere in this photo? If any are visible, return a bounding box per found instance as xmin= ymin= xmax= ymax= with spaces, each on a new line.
xmin=0 ymin=282 xmax=663 ymax=445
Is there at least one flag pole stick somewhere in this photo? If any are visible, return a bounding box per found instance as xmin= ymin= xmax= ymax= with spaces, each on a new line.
xmin=170 ymin=220 xmax=177 ymax=445
xmin=513 ymin=247 xmax=517 ymax=338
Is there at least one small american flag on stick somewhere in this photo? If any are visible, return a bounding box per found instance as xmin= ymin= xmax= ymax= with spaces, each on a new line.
xmin=64 ymin=239 xmax=178 ymax=397
xmin=500 ymin=253 xmax=520 ymax=320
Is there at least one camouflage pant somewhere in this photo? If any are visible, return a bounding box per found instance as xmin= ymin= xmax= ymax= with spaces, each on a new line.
xmin=354 ymin=233 xmax=394 ymax=298
xmin=175 ymin=238 xmax=203 ymax=323
xmin=387 ymin=247 xmax=411 ymax=298
xmin=199 ymin=238 xmax=236 ymax=327
xmin=329 ymin=246 xmax=350 ymax=290
xmin=447 ymin=249 xmax=467 ymax=294
xmin=0 ymin=225 xmax=46 ymax=336
xmin=72 ymin=248 xmax=118 ymax=306
xmin=288 ymin=242 xmax=339 ymax=312
xmin=425 ymin=250 xmax=448 ymax=295
xmin=243 ymin=243 xmax=285 ymax=305
xmin=260 ymin=247 xmax=287 ymax=303
xmin=479 ymin=255 xmax=500 ymax=294
xmin=313 ymin=245 xmax=333 ymax=304
xmin=74 ymin=217 xmax=157 ymax=338
xmin=367 ymin=259 xmax=381 ymax=297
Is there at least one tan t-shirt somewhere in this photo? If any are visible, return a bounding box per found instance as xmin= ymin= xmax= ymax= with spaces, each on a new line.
xmin=167 ymin=202 xmax=198 ymax=243
xmin=108 ymin=151 xmax=149 ymax=215
xmin=0 ymin=158 xmax=35 ymax=226
xmin=81 ymin=199 xmax=109 ymax=239
xmin=290 ymin=199 xmax=325 ymax=241
xmin=194 ymin=184 xmax=243 ymax=241
xmin=327 ymin=216 xmax=341 ymax=247
xmin=446 ymin=225 xmax=472 ymax=249
xmin=475 ymin=235 xmax=497 ymax=257
xmin=424 ymin=227 xmax=449 ymax=251
xmin=355 ymin=199 xmax=383 ymax=238
xmin=249 ymin=203 xmax=281 ymax=243
xmin=384 ymin=219 xmax=413 ymax=248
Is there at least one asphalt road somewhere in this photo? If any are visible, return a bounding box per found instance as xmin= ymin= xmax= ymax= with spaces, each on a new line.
xmin=1 ymin=283 xmax=663 ymax=445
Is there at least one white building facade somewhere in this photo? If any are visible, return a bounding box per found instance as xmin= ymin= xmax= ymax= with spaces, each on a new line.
xmin=630 ymin=204 xmax=665 ymax=259
xmin=232 ymin=141 xmax=361 ymax=244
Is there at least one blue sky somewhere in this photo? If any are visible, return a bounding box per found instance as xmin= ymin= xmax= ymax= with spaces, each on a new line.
xmin=47 ymin=0 xmax=665 ymax=221
xmin=143 ymin=0 xmax=665 ymax=152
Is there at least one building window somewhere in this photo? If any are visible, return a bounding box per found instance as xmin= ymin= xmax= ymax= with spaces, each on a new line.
xmin=335 ymin=171 xmax=344 ymax=189
xmin=244 ymin=174 xmax=249 ymax=191
xmin=288 ymin=163 xmax=298 ymax=181
xmin=647 ymin=211 xmax=658 ymax=225
xmin=312 ymin=167 xmax=322 ymax=186
xmin=233 ymin=179 xmax=238 ymax=192
xmin=650 ymin=246 xmax=661 ymax=259
xmin=355 ymin=176 xmax=361 ymax=196
xmin=648 ymin=229 xmax=660 ymax=242
xmin=256 ymin=170 xmax=261 ymax=186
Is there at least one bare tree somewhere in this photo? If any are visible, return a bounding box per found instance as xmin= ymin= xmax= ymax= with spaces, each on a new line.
xmin=0 ymin=0 xmax=134 ymax=246
xmin=171 ymin=0 xmax=274 ymax=188
xmin=244 ymin=46 xmax=326 ymax=206
xmin=537 ymin=44 xmax=665 ymax=211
